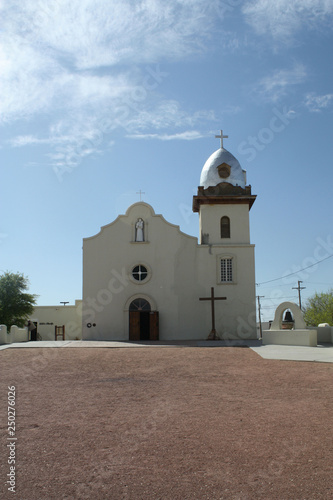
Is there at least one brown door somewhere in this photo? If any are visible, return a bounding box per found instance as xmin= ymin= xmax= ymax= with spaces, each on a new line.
xmin=129 ymin=311 xmax=140 ymax=340
xmin=150 ymin=311 xmax=159 ymax=341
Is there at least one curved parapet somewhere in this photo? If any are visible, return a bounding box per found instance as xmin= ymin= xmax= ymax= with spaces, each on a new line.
xmin=270 ymin=301 xmax=307 ymax=331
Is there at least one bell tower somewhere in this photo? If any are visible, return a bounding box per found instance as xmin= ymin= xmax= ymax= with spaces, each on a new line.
xmin=192 ymin=131 xmax=256 ymax=245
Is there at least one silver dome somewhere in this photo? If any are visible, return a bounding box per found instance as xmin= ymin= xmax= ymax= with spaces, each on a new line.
xmin=200 ymin=148 xmax=246 ymax=189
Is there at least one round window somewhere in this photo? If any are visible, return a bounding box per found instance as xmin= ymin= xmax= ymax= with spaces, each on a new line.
xmin=132 ymin=265 xmax=148 ymax=281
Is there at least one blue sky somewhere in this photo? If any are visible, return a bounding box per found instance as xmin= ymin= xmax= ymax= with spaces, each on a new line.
xmin=1 ymin=0 xmax=333 ymax=321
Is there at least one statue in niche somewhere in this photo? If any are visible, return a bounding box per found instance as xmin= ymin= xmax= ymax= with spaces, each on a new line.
xmin=135 ymin=218 xmax=144 ymax=242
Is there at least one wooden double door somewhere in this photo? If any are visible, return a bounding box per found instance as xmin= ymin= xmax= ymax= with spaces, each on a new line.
xmin=129 ymin=311 xmax=159 ymax=341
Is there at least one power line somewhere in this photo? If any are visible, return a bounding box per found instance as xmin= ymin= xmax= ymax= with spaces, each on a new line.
xmin=257 ymin=253 xmax=333 ymax=286
xmin=260 ymin=295 xmax=297 ymax=301
xmin=306 ymin=281 xmax=333 ymax=286
xmin=258 ymin=283 xmax=297 ymax=289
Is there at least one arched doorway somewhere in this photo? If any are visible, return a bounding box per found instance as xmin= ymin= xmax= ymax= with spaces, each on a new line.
xmin=129 ymin=298 xmax=159 ymax=341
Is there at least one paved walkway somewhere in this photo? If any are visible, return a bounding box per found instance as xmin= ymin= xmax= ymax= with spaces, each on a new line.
xmin=1 ymin=339 xmax=333 ymax=363
xmin=250 ymin=342 xmax=333 ymax=363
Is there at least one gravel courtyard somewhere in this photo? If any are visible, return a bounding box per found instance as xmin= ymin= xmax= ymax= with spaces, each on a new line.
xmin=0 ymin=346 xmax=332 ymax=499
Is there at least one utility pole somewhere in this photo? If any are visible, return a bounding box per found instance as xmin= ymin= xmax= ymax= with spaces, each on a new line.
xmin=60 ymin=301 xmax=69 ymax=306
xmin=292 ymin=281 xmax=306 ymax=310
xmin=257 ymin=295 xmax=264 ymax=339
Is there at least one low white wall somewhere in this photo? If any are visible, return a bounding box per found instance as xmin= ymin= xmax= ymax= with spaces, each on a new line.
xmin=262 ymin=329 xmax=317 ymax=347
xmin=316 ymin=325 xmax=332 ymax=343
xmin=0 ymin=325 xmax=30 ymax=344
xmin=11 ymin=325 xmax=29 ymax=343
xmin=0 ymin=324 xmax=10 ymax=344
xmin=30 ymin=300 xmax=82 ymax=340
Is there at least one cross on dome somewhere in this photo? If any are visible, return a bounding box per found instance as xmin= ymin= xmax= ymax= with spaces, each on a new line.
xmin=215 ymin=130 xmax=228 ymax=149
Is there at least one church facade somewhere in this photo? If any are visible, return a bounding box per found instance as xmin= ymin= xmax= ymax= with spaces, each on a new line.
xmin=82 ymin=138 xmax=257 ymax=341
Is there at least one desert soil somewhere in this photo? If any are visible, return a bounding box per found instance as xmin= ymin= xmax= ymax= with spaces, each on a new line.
xmin=0 ymin=346 xmax=332 ymax=499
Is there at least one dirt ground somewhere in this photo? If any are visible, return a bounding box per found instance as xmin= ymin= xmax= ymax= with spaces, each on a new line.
xmin=0 ymin=346 xmax=332 ymax=500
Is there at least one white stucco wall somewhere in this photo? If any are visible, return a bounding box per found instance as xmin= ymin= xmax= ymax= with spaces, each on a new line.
xmin=262 ymin=329 xmax=317 ymax=347
xmin=82 ymin=203 xmax=256 ymax=341
xmin=199 ymin=204 xmax=251 ymax=245
xmin=0 ymin=325 xmax=31 ymax=344
xmin=316 ymin=325 xmax=332 ymax=343
xmin=0 ymin=325 xmax=10 ymax=344
xmin=30 ymin=300 xmax=82 ymax=340
xmin=11 ymin=326 xmax=29 ymax=342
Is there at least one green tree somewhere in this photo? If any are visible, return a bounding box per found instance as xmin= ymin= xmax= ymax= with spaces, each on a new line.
xmin=0 ymin=272 xmax=37 ymax=328
xmin=303 ymin=290 xmax=333 ymax=326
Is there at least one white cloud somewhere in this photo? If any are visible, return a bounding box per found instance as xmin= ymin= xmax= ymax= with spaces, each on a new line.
xmin=8 ymin=117 xmax=108 ymax=171
xmin=9 ymin=135 xmax=48 ymax=147
xmin=123 ymin=101 xmax=215 ymax=132
xmin=0 ymin=0 xmax=219 ymax=166
xmin=14 ymin=0 xmax=214 ymax=70
xmin=8 ymin=102 xmax=215 ymax=173
xmin=0 ymin=34 xmax=145 ymax=125
xmin=243 ymin=0 xmax=333 ymax=40
xmin=127 ymin=130 xmax=205 ymax=141
xmin=253 ymin=64 xmax=307 ymax=102
xmin=0 ymin=0 xmax=217 ymax=123
xmin=304 ymin=92 xmax=333 ymax=112
xmin=222 ymin=105 xmax=242 ymax=115
xmin=0 ymin=37 xmax=62 ymax=122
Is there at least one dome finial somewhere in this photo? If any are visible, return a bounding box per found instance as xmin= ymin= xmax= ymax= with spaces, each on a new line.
xmin=215 ymin=129 xmax=228 ymax=149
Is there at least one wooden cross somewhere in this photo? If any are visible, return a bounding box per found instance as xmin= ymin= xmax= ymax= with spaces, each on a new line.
xmin=136 ymin=189 xmax=145 ymax=201
xmin=215 ymin=129 xmax=228 ymax=149
xmin=199 ymin=287 xmax=227 ymax=340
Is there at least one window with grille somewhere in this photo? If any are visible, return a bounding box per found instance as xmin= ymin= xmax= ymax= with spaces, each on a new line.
xmin=221 ymin=216 xmax=230 ymax=238
xmin=132 ymin=264 xmax=148 ymax=282
xmin=220 ymin=258 xmax=233 ymax=282
xmin=129 ymin=298 xmax=151 ymax=311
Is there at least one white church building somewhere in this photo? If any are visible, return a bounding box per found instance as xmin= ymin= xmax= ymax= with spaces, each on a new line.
xmin=32 ymin=134 xmax=257 ymax=342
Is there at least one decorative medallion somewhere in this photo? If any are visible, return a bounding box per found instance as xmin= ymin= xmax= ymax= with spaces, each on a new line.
xmin=217 ymin=162 xmax=231 ymax=179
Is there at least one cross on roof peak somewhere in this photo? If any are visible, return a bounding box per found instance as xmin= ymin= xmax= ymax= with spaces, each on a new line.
xmin=136 ymin=190 xmax=145 ymax=201
xmin=215 ymin=130 xmax=228 ymax=149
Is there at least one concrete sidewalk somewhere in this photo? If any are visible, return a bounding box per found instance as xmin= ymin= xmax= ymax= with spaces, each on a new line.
xmin=250 ymin=343 xmax=333 ymax=363
xmin=1 ymin=339 xmax=333 ymax=363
